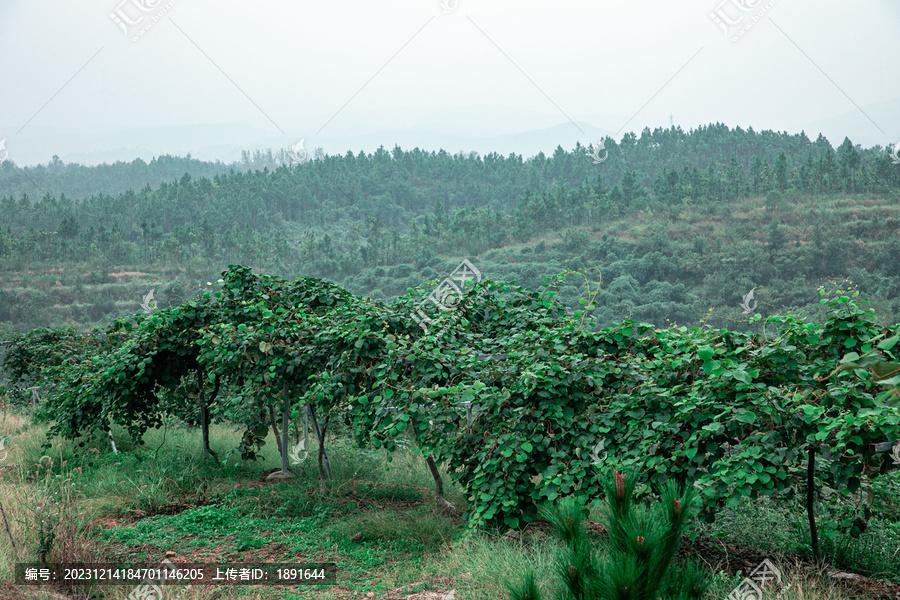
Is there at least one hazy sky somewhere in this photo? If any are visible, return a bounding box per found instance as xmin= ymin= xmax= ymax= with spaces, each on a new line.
xmin=1 ymin=0 xmax=898 ymax=165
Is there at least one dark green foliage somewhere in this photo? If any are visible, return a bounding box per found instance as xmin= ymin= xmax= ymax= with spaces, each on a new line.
xmin=4 ymin=266 xmax=899 ymax=552
xmin=766 ymin=221 xmax=786 ymax=255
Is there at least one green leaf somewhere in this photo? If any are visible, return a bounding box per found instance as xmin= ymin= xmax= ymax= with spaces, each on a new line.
xmin=736 ymin=412 xmax=757 ymax=424
xmin=702 ymin=422 xmax=724 ymax=435
xmin=702 ymin=360 xmax=722 ymax=375
xmin=841 ymin=352 xmax=861 ymax=364
xmin=732 ymin=370 xmax=751 ymax=384
xmin=877 ymin=335 xmax=899 ymax=351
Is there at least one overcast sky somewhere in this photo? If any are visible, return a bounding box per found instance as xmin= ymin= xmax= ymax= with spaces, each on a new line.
xmin=1 ymin=0 xmax=898 ymax=165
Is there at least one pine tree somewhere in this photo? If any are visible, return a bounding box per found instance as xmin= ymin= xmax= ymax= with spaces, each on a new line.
xmin=774 ymin=152 xmax=788 ymax=192
xmin=767 ymin=222 xmax=786 ymax=256
xmin=507 ymin=470 xmax=705 ymax=600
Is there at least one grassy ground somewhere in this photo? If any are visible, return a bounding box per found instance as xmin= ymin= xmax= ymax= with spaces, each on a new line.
xmin=1 ymin=407 xmax=898 ymax=600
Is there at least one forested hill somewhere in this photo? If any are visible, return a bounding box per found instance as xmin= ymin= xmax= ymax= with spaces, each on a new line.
xmin=1 ymin=123 xmax=899 ymax=334
xmin=4 ymin=122 xmax=897 ymax=210
xmin=0 ymin=154 xmax=235 ymax=202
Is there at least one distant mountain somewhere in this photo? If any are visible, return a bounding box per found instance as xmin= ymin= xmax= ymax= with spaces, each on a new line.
xmin=0 ymin=103 xmax=625 ymax=166
xmin=0 ymin=123 xmax=274 ymax=167
xmin=799 ymin=96 xmax=900 ymax=149
xmin=309 ymin=121 xmax=614 ymax=159
xmin=2 ymin=121 xmax=616 ymax=167
xmin=3 ymin=96 xmax=897 ymax=168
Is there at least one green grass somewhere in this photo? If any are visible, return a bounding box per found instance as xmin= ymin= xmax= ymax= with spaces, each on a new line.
xmin=2 ymin=408 xmax=897 ymax=599
xmin=354 ymin=482 xmax=424 ymax=503
xmin=695 ymin=488 xmax=900 ymax=582
xmin=0 ymin=414 xmax=474 ymax=598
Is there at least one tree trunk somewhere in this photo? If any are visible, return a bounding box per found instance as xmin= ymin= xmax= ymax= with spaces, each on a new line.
xmin=409 ymin=410 xmax=460 ymax=516
xmin=209 ymin=373 xmax=221 ymax=404
xmin=308 ymin=404 xmax=332 ymax=491
xmin=426 ymin=455 xmax=444 ymax=498
xmin=196 ymin=370 xmax=219 ymax=464
xmin=426 ymin=455 xmax=461 ymax=516
xmin=807 ymin=446 xmax=820 ymax=561
xmin=269 ymin=405 xmax=283 ymax=460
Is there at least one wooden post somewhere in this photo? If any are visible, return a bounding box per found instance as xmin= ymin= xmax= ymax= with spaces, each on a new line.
xmin=302 ymin=405 xmax=309 ymax=450
xmin=869 ymin=441 xmax=897 ymax=453
xmin=281 ymin=382 xmax=290 ymax=474
xmin=807 ymin=447 xmax=820 ymax=561
xmin=108 ymin=427 xmax=119 ymax=455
